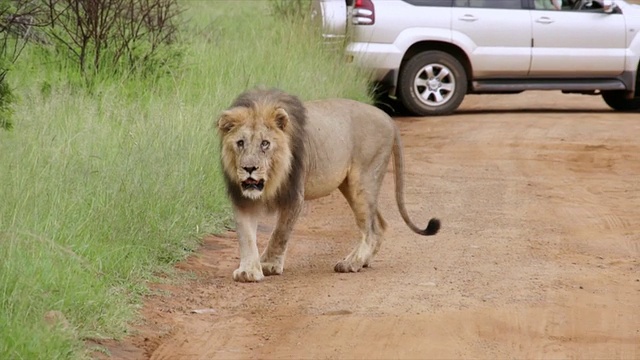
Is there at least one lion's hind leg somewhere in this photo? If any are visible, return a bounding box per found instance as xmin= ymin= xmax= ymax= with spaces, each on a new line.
xmin=334 ymin=172 xmax=388 ymax=273
xmin=366 ymin=210 xmax=388 ymax=266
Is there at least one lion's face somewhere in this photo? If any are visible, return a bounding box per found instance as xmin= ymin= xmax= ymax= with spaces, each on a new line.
xmin=218 ymin=105 xmax=293 ymax=201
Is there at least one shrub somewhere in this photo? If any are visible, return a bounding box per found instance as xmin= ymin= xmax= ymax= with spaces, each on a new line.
xmin=42 ymin=0 xmax=183 ymax=77
xmin=0 ymin=0 xmax=45 ymax=130
xmin=0 ymin=77 xmax=14 ymax=129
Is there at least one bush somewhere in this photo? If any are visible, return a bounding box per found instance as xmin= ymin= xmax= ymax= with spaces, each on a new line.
xmin=42 ymin=0 xmax=183 ymax=77
xmin=0 ymin=77 xmax=15 ymax=129
xmin=0 ymin=0 xmax=45 ymax=130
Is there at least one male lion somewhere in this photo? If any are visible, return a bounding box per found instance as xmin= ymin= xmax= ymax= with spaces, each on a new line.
xmin=217 ymin=87 xmax=440 ymax=282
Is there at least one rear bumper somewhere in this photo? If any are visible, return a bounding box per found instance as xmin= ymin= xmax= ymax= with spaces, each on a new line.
xmin=346 ymin=42 xmax=402 ymax=83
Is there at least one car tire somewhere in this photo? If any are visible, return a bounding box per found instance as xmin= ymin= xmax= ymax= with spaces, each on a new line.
xmin=602 ymin=91 xmax=640 ymax=112
xmin=398 ymin=50 xmax=467 ymax=116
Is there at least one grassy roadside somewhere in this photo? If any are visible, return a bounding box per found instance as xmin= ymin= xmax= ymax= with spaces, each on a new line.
xmin=0 ymin=1 xmax=372 ymax=358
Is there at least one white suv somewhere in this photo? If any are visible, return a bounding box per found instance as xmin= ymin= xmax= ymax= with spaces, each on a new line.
xmin=313 ymin=0 xmax=640 ymax=115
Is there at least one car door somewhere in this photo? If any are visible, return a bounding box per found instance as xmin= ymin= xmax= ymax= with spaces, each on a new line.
xmin=529 ymin=0 xmax=626 ymax=76
xmin=451 ymin=0 xmax=532 ymax=77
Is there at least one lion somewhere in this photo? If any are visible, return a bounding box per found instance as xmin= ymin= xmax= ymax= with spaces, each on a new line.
xmin=217 ymin=87 xmax=440 ymax=282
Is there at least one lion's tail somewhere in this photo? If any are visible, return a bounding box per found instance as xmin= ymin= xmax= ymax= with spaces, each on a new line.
xmin=391 ymin=126 xmax=441 ymax=236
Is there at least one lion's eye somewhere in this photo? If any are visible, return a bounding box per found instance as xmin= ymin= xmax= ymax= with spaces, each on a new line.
xmin=261 ymin=140 xmax=270 ymax=150
xmin=236 ymin=140 xmax=244 ymax=148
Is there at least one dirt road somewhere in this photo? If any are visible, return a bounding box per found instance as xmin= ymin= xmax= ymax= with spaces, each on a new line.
xmin=100 ymin=91 xmax=640 ymax=359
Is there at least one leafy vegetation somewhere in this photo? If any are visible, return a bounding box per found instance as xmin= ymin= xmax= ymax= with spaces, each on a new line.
xmin=0 ymin=0 xmax=371 ymax=358
xmin=42 ymin=0 xmax=183 ymax=76
xmin=0 ymin=0 xmax=42 ymax=130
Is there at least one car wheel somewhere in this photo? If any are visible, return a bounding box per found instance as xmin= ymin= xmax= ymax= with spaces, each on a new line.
xmin=602 ymin=91 xmax=640 ymax=111
xmin=398 ymin=50 xmax=467 ymax=116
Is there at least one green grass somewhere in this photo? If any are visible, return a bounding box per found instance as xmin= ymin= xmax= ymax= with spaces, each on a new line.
xmin=0 ymin=1 xmax=372 ymax=358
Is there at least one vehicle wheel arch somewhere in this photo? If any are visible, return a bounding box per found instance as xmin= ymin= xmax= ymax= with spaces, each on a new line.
xmin=400 ymin=41 xmax=472 ymax=84
xmin=396 ymin=46 xmax=469 ymax=116
xmin=602 ymin=59 xmax=640 ymax=111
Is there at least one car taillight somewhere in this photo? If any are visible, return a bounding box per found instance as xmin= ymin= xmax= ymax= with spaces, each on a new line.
xmin=352 ymin=0 xmax=375 ymax=25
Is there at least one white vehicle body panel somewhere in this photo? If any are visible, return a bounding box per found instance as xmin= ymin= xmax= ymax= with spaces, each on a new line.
xmin=451 ymin=7 xmax=532 ymax=77
xmin=530 ymin=9 xmax=626 ymax=75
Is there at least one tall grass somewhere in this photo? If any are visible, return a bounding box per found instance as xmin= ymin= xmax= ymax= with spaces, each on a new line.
xmin=0 ymin=1 xmax=371 ymax=358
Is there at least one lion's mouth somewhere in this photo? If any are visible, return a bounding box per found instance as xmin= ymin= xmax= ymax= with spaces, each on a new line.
xmin=241 ymin=178 xmax=265 ymax=191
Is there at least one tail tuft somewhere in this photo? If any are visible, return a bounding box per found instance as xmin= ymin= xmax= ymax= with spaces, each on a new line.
xmin=422 ymin=218 xmax=441 ymax=236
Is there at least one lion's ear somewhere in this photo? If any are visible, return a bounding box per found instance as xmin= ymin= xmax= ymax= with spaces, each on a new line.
xmin=218 ymin=110 xmax=238 ymax=133
xmin=273 ymin=108 xmax=289 ymax=131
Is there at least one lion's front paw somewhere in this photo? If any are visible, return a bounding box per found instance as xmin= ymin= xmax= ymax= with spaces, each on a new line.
xmin=233 ymin=267 xmax=264 ymax=282
xmin=261 ymin=261 xmax=284 ymax=276
xmin=260 ymin=253 xmax=285 ymax=276
xmin=334 ymin=260 xmax=363 ymax=273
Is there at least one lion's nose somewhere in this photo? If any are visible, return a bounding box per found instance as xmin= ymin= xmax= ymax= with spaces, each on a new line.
xmin=243 ymin=166 xmax=258 ymax=175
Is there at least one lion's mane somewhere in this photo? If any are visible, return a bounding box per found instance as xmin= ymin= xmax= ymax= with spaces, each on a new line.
xmin=219 ymin=88 xmax=308 ymax=211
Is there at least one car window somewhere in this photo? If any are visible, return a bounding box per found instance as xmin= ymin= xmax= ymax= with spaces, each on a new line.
xmin=534 ymin=0 xmax=565 ymax=10
xmin=535 ymin=0 xmax=617 ymax=12
xmin=454 ymin=0 xmax=522 ymax=9
xmin=571 ymin=0 xmax=607 ymax=11
xmin=402 ymin=0 xmax=453 ymax=6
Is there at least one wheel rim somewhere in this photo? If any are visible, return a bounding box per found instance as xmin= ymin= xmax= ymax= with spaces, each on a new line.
xmin=413 ymin=62 xmax=456 ymax=107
